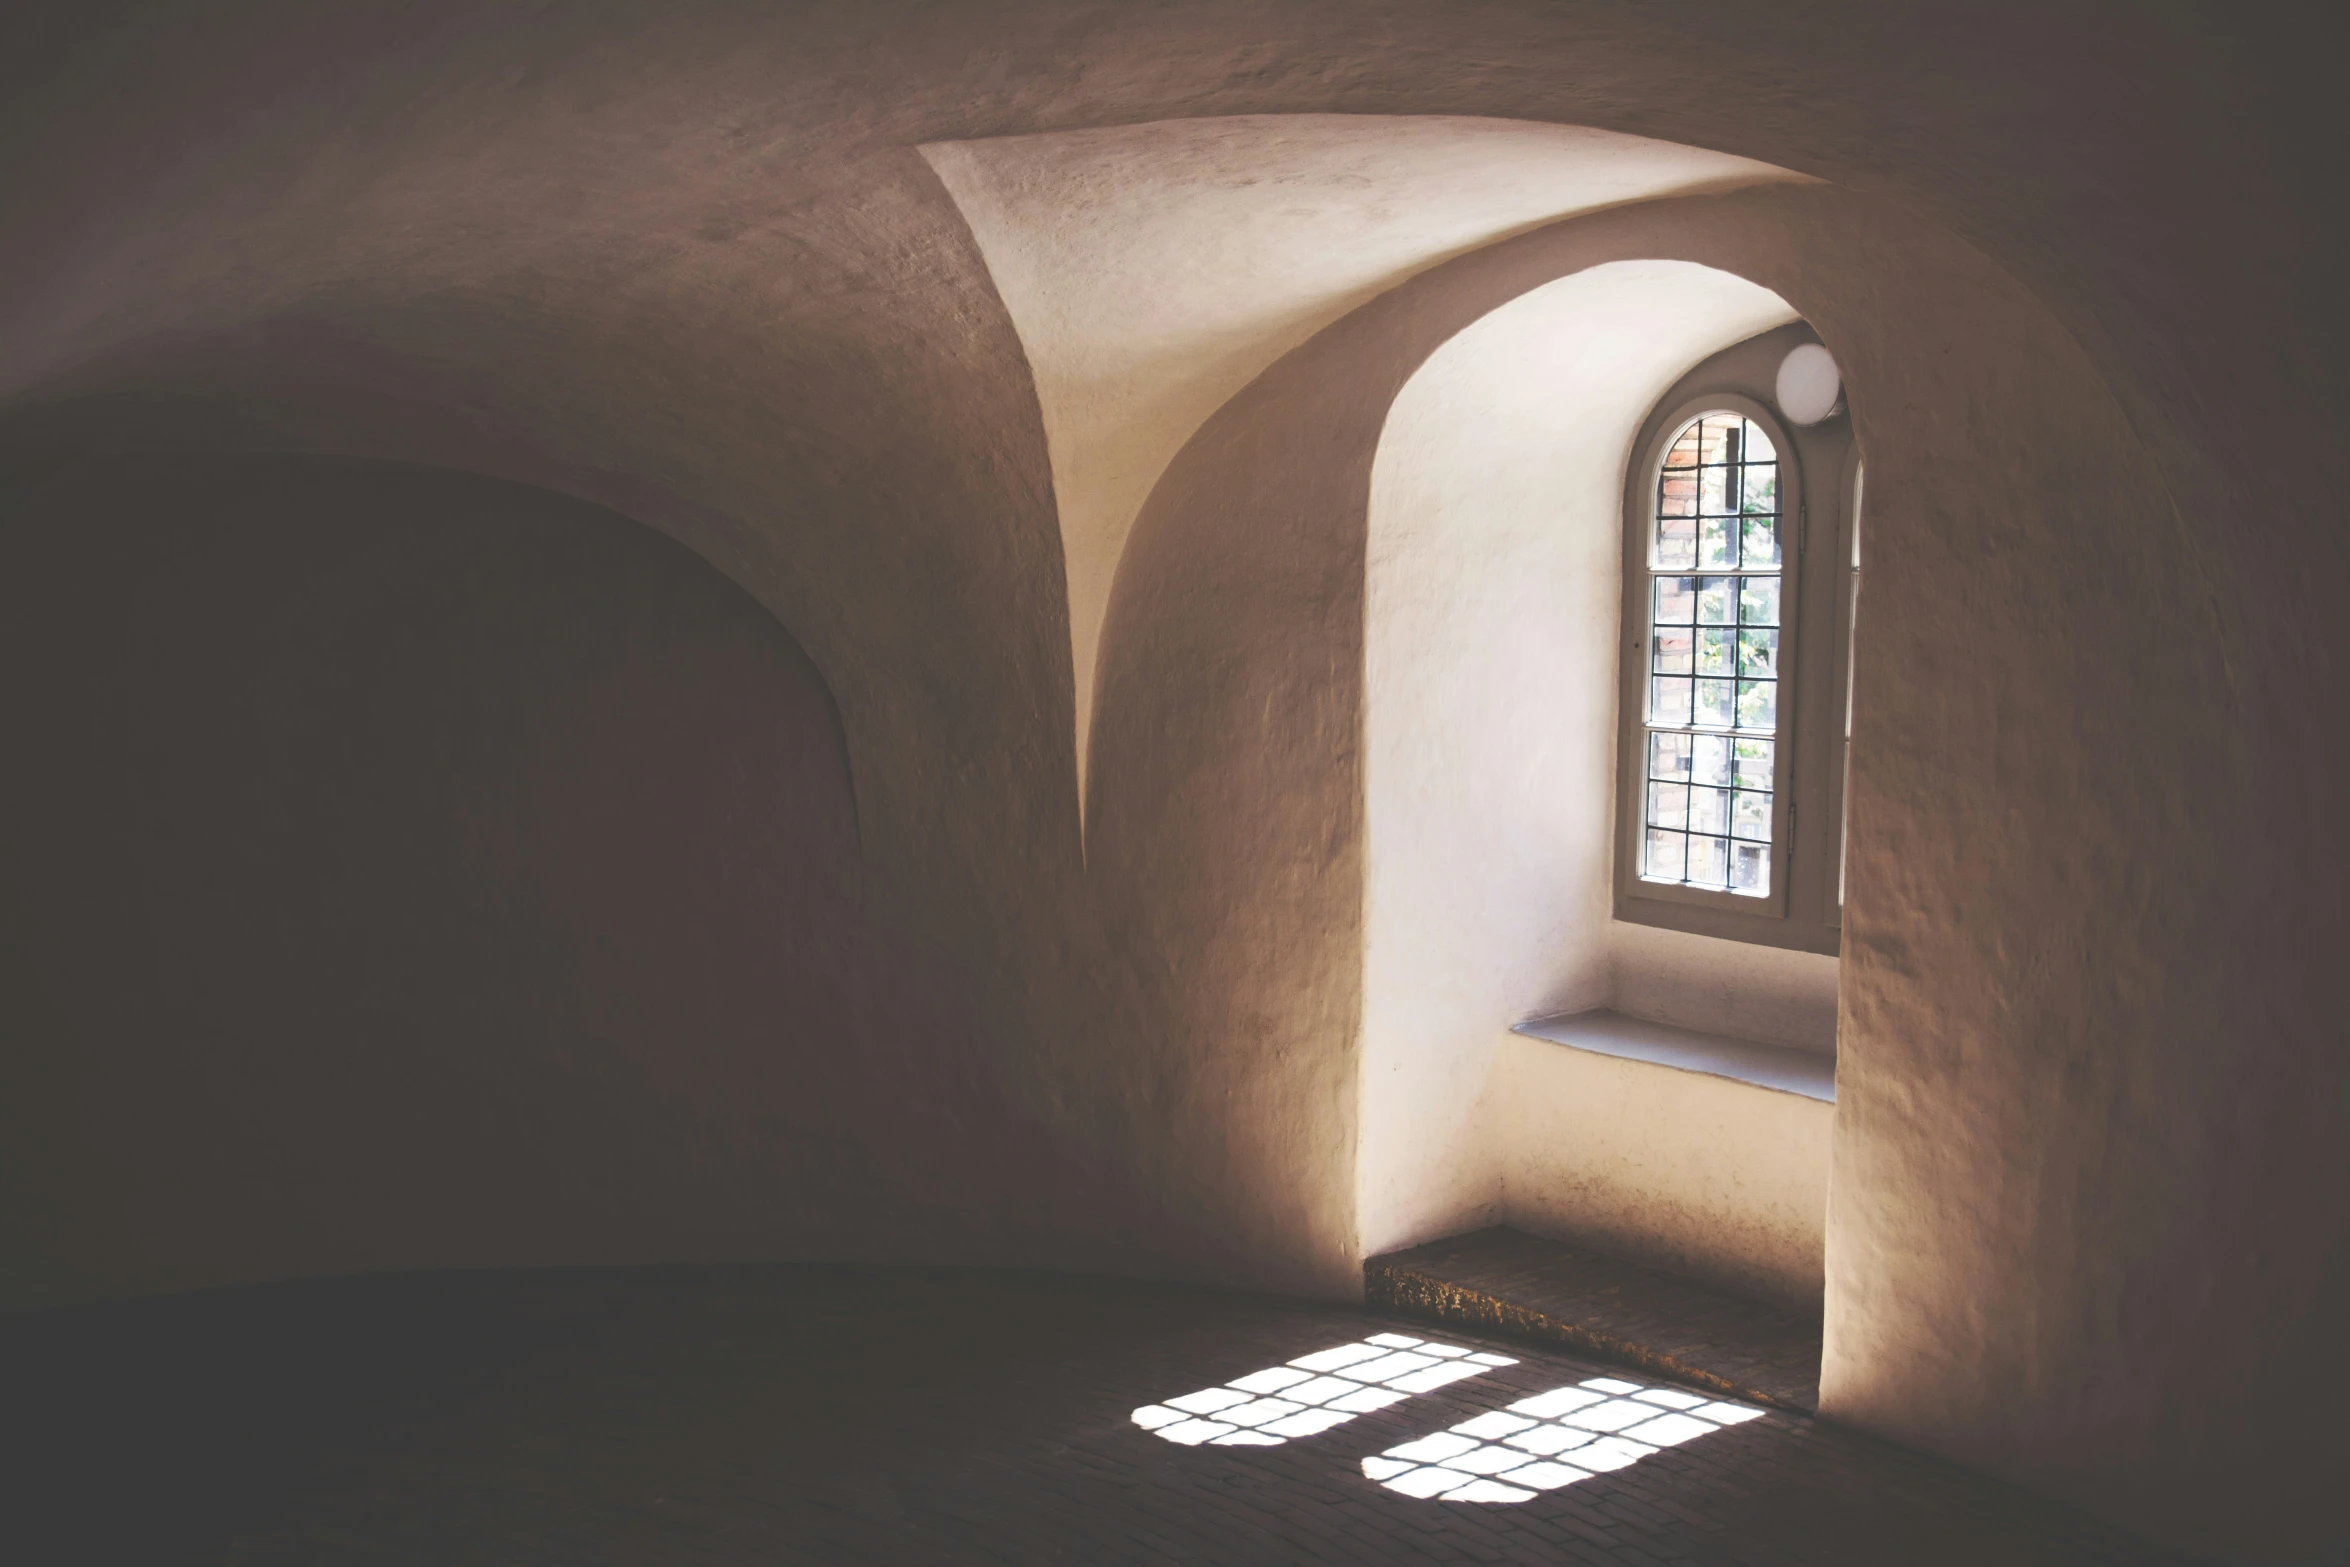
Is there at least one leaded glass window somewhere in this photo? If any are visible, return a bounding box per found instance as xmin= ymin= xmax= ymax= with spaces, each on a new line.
xmin=1640 ymin=412 xmax=1782 ymax=897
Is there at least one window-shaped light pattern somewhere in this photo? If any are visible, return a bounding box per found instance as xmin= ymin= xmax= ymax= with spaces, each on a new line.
xmin=1360 ymin=1376 xmax=1765 ymax=1503
xmin=1132 ymin=1333 xmax=1516 ymax=1448
xmin=1644 ymin=413 xmax=1781 ymax=895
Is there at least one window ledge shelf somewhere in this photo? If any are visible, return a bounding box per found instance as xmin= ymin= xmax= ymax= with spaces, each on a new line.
xmin=1511 ymin=1008 xmax=1835 ymax=1103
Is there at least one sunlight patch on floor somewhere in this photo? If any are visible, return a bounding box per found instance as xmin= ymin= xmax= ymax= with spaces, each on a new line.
xmin=1360 ymin=1375 xmax=1764 ymax=1502
xmin=1132 ymin=1332 xmax=1517 ymax=1447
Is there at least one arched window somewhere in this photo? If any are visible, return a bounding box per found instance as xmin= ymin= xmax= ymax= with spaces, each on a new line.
xmin=1639 ymin=408 xmax=1787 ymax=897
xmin=1615 ymin=330 xmax=1856 ymax=954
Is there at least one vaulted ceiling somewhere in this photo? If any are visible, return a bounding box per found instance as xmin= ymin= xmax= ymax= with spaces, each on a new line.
xmin=0 ymin=7 xmax=2341 ymax=1563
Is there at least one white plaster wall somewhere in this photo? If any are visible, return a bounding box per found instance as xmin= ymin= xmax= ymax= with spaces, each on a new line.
xmin=1610 ymin=923 xmax=1840 ymax=1055
xmin=921 ymin=119 xmax=1794 ymax=795
xmin=1499 ymin=1034 xmax=1830 ymax=1306
xmin=1358 ymin=261 xmax=1797 ymax=1259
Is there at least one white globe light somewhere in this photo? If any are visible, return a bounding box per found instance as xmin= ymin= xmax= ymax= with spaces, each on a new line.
xmin=1776 ymin=343 xmax=1842 ymax=425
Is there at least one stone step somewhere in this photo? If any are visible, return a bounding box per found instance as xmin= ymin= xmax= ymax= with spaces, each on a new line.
xmin=1365 ymin=1226 xmax=1823 ymax=1414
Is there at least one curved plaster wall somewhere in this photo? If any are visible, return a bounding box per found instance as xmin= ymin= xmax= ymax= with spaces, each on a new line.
xmin=1357 ymin=260 xmax=1805 ymax=1261
xmin=921 ymin=117 xmax=1793 ymax=794
xmin=0 ymin=6 xmax=2342 ymax=1556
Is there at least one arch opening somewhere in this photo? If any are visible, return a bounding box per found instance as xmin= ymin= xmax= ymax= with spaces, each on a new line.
xmin=1359 ymin=260 xmax=1839 ymax=1305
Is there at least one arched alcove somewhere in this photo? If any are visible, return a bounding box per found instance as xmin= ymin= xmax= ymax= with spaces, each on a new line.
xmin=1358 ymin=259 xmax=1834 ymax=1298
xmin=1086 ymin=172 xmax=2277 ymax=1533
xmin=0 ymin=454 xmax=998 ymax=1308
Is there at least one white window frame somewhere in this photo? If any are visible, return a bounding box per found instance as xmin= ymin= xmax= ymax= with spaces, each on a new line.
xmin=1612 ymin=327 xmax=1857 ymax=956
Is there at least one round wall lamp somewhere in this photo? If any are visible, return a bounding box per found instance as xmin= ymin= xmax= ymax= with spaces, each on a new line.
xmin=1775 ymin=343 xmax=1843 ymax=425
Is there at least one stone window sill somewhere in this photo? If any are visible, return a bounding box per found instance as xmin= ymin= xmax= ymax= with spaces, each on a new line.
xmin=1511 ymin=1009 xmax=1835 ymax=1103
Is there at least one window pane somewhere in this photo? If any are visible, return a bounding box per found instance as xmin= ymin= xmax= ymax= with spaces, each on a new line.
xmin=1652 ymin=625 xmax=1693 ymax=674
xmin=1644 ymin=829 xmax=1687 ymax=882
xmin=1691 ymin=733 xmax=1731 ymax=787
xmin=1695 ymin=626 xmax=1734 ymax=676
xmin=1655 ymin=513 xmax=1697 ymax=568
xmin=1731 ymin=789 xmax=1771 ymax=841
xmin=1701 ymin=414 xmax=1738 ymax=461
xmin=1699 ymin=465 xmax=1729 ymax=515
xmin=1659 ymin=470 xmax=1697 ymax=515
xmin=1636 ymin=410 xmax=1788 ymax=906
xmin=1654 ymin=576 xmax=1696 ymax=625
xmin=1699 ymin=516 xmax=1736 ymax=568
xmin=1696 ymin=577 xmax=1736 ymax=625
xmin=1690 ymin=786 xmax=1729 ymax=836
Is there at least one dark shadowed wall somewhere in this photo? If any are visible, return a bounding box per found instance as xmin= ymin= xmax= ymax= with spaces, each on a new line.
xmin=0 ymin=455 xmax=1005 ymax=1307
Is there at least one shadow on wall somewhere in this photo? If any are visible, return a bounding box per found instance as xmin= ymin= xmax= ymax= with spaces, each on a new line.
xmin=0 ymin=454 xmax=1005 ymax=1311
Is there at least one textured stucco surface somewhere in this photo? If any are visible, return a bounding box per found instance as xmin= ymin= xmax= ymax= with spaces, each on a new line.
xmin=0 ymin=5 xmax=2341 ymax=1559
xmin=1498 ymin=1035 xmax=1831 ymax=1308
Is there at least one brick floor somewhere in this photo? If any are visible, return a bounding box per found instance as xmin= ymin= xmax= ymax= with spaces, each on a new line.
xmin=1366 ymin=1227 xmax=1825 ymax=1413
xmin=4 ymin=1265 xmax=2193 ymax=1565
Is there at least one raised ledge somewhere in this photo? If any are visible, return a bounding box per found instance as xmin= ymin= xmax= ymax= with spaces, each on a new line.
xmin=1512 ymin=1008 xmax=1835 ymax=1103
